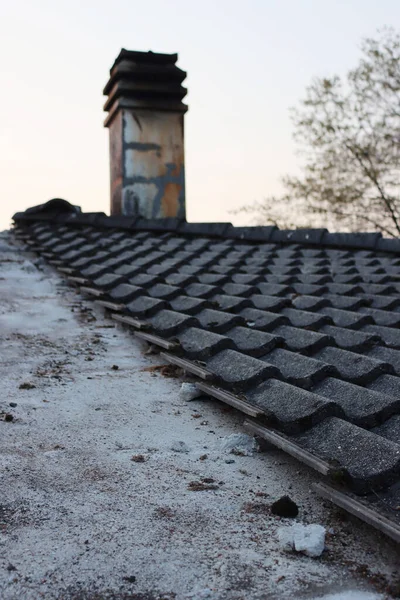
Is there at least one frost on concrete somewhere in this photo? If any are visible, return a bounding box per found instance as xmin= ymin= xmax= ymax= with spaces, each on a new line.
xmin=278 ymin=523 xmax=326 ymax=558
xmin=1 ymin=230 xmax=400 ymax=600
xmin=179 ymin=382 xmax=203 ymax=402
xmin=220 ymin=433 xmax=259 ymax=456
xmin=313 ymin=592 xmax=385 ymax=600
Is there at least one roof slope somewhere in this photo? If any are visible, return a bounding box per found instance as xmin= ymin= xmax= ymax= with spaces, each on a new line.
xmin=13 ymin=201 xmax=400 ymax=534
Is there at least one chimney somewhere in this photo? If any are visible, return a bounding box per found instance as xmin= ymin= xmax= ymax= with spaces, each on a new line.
xmin=103 ymin=49 xmax=188 ymax=219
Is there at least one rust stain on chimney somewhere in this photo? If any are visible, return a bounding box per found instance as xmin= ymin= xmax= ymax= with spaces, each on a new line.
xmin=161 ymin=183 xmax=181 ymax=217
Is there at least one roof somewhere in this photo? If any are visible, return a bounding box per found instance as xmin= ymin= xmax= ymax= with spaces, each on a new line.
xmin=4 ymin=229 xmax=399 ymax=598
xmin=13 ymin=199 xmax=400 ymax=540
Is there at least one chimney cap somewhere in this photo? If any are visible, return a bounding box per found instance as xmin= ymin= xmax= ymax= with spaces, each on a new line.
xmin=111 ymin=49 xmax=179 ymax=71
xmin=104 ymin=48 xmax=188 ymax=123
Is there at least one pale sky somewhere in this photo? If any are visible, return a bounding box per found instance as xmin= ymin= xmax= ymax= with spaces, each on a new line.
xmin=1 ymin=0 xmax=399 ymax=230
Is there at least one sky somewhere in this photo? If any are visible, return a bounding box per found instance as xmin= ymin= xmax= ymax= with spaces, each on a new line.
xmin=1 ymin=0 xmax=400 ymax=230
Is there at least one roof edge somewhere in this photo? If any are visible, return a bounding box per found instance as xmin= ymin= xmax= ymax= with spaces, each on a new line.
xmin=12 ymin=201 xmax=400 ymax=254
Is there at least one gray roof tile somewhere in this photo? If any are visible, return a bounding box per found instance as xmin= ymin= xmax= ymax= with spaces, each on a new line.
xmin=177 ymin=327 xmax=233 ymax=360
xmin=196 ymin=308 xmax=244 ymax=333
xmin=320 ymin=325 xmax=380 ymax=352
xmin=240 ymin=308 xmax=288 ymax=331
xmin=225 ymin=326 xmax=283 ymax=356
xmin=245 ymin=379 xmax=341 ymax=433
xmin=314 ymin=347 xmax=392 ymax=384
xmin=149 ymin=310 xmax=197 ymax=336
xmin=312 ymin=377 xmax=400 ymax=428
xmin=274 ymin=325 xmax=331 ymax=353
xmin=125 ymin=296 xmax=166 ymax=318
xmin=294 ymin=417 xmax=400 ymax=492
xmin=259 ymin=348 xmax=335 ymax=388
xmin=319 ymin=307 xmax=373 ymax=329
xmin=206 ymin=349 xmax=279 ymax=391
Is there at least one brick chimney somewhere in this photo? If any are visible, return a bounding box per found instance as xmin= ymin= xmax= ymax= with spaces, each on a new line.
xmin=103 ymin=49 xmax=188 ymax=219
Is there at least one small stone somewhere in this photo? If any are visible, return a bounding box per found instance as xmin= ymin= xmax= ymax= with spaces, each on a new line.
xmin=4 ymin=414 xmax=14 ymax=422
xmin=277 ymin=523 xmax=326 ymax=557
xmin=179 ymin=382 xmax=203 ymax=402
xmin=111 ymin=365 xmax=119 ymax=370
xmin=225 ymin=459 xmax=235 ymax=464
xmin=6 ymin=564 xmax=16 ymax=572
xmin=131 ymin=454 xmax=147 ymax=463
xmin=271 ymin=495 xmax=299 ymax=518
xmin=19 ymin=382 xmax=35 ymax=390
xmin=122 ymin=575 xmax=136 ymax=583
xmin=220 ymin=433 xmax=259 ymax=456
xmin=171 ymin=441 xmax=190 ymax=453
xmin=9 ymin=403 xmax=17 ymax=408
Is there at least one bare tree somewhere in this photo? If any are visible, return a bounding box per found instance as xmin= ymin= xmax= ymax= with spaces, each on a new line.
xmin=237 ymin=28 xmax=400 ymax=236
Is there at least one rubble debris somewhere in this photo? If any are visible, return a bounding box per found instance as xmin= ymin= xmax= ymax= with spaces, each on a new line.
xmin=122 ymin=575 xmax=136 ymax=583
xmin=220 ymin=433 xmax=259 ymax=456
xmin=277 ymin=523 xmax=326 ymax=557
xmin=188 ymin=480 xmax=219 ymax=492
xmin=179 ymin=382 xmax=203 ymax=402
xmin=271 ymin=495 xmax=299 ymax=518
xmin=141 ymin=364 xmax=180 ymax=378
xmin=171 ymin=441 xmax=190 ymax=453
xmin=131 ymin=454 xmax=147 ymax=463
xmin=19 ymin=382 xmax=36 ymax=390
